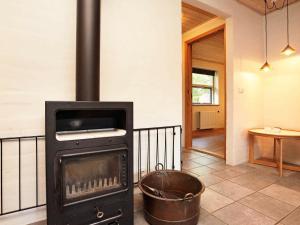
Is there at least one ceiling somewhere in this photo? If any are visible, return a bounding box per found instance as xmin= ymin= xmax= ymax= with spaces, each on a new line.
xmin=182 ymin=2 xmax=216 ymax=33
xmin=237 ymin=0 xmax=300 ymax=14
xmin=192 ymin=30 xmax=225 ymax=64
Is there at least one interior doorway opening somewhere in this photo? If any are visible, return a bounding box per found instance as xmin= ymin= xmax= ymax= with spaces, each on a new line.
xmin=182 ymin=2 xmax=226 ymax=159
xmin=191 ymin=29 xmax=226 ymax=158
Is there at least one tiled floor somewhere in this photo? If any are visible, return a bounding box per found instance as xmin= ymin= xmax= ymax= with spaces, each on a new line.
xmin=182 ymin=150 xmax=300 ymax=225
xmin=29 ymin=150 xmax=300 ymax=225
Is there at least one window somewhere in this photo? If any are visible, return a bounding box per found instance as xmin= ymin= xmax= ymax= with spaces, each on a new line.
xmin=192 ymin=68 xmax=218 ymax=105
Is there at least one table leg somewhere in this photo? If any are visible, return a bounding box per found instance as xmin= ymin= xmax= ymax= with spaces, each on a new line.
xmin=249 ymin=134 xmax=254 ymax=163
xmin=279 ymin=139 xmax=283 ymax=177
xmin=273 ymin=138 xmax=277 ymax=161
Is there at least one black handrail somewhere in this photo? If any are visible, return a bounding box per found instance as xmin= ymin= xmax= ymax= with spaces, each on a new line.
xmin=0 ymin=125 xmax=181 ymax=216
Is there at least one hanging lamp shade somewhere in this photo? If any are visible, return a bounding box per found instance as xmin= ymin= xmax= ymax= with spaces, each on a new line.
xmin=281 ymin=44 xmax=296 ymax=56
xmin=260 ymin=61 xmax=271 ymax=72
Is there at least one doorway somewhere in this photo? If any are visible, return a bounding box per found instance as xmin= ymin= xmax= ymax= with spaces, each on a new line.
xmin=190 ymin=30 xmax=226 ymax=158
xmin=182 ymin=3 xmax=226 ymax=159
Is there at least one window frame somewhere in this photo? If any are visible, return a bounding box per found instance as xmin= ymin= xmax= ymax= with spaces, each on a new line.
xmin=191 ymin=68 xmax=216 ymax=105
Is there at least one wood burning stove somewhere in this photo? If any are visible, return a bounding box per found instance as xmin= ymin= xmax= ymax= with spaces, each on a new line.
xmin=45 ymin=101 xmax=133 ymax=225
xmin=45 ymin=1 xmax=134 ymax=224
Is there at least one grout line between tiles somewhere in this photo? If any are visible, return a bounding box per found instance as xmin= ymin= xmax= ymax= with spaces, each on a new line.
xmin=210 ymin=194 xmax=277 ymax=224
xmin=237 ymin=192 xmax=296 ymax=223
xmin=184 ymin=151 xmax=300 ymax=225
xmin=275 ymin=205 xmax=300 ymax=225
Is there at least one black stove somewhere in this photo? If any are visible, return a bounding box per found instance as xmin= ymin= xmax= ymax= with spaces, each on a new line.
xmin=45 ymin=101 xmax=133 ymax=225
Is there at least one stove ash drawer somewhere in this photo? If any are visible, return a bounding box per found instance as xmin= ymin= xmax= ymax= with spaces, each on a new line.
xmin=63 ymin=201 xmax=133 ymax=225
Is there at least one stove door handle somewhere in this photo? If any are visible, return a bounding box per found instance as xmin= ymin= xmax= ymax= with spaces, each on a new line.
xmin=90 ymin=209 xmax=123 ymax=225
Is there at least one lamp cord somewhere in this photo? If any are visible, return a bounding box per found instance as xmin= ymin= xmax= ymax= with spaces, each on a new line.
xmin=265 ymin=1 xmax=268 ymax=60
xmin=264 ymin=0 xmax=291 ymax=46
xmin=287 ymin=0 xmax=290 ymax=44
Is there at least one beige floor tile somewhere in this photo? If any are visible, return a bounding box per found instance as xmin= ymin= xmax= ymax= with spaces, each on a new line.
xmin=182 ymin=161 xmax=202 ymax=170
xmin=259 ymin=184 xmax=300 ymax=207
xmin=134 ymin=211 xmax=149 ymax=225
xmin=249 ymin=164 xmax=295 ymax=177
xmin=134 ymin=187 xmax=142 ymax=194
xmin=198 ymin=214 xmax=227 ymax=225
xmin=213 ymin=168 xmax=244 ymax=179
xmin=210 ymin=180 xmax=254 ymax=201
xmin=190 ymin=166 xmax=216 ymax=176
xmin=229 ymin=171 xmax=279 ymax=191
xmin=280 ymin=207 xmax=300 ymax=225
xmin=182 ymin=155 xmax=196 ymax=161
xmin=200 ymin=189 xmax=233 ymax=213
xmin=231 ymin=164 xmax=256 ymax=174
xmin=213 ymin=202 xmax=276 ymax=225
xmin=134 ymin=190 xmax=144 ymax=213
xmin=206 ymin=162 xmax=232 ymax=171
xmin=199 ymin=174 xmax=224 ymax=187
xmin=198 ymin=207 xmax=211 ymax=223
xmin=202 ymin=154 xmax=221 ymax=159
xmin=276 ymin=172 xmax=300 ymax=193
xmin=199 ymin=207 xmax=210 ymax=219
xmin=192 ymin=157 xmax=219 ymax=165
xmin=239 ymin=192 xmax=295 ymax=221
xmin=203 ymin=155 xmax=224 ymax=162
xmin=183 ymin=169 xmax=199 ymax=177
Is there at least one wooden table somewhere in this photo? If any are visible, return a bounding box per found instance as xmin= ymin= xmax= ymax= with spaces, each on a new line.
xmin=248 ymin=128 xmax=300 ymax=176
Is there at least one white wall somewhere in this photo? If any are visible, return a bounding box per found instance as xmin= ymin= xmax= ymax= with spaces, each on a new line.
xmin=0 ymin=0 xmax=182 ymax=224
xmin=259 ymin=2 xmax=300 ymax=165
xmin=184 ymin=0 xmax=265 ymax=165
xmin=263 ymin=1 xmax=300 ymax=130
xmin=0 ymin=0 xmax=182 ymax=136
xmin=0 ymin=0 xmax=77 ymax=137
xmin=100 ymin=0 xmax=182 ymax=128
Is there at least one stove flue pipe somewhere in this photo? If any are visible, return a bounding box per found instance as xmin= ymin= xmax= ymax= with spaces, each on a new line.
xmin=76 ymin=0 xmax=100 ymax=101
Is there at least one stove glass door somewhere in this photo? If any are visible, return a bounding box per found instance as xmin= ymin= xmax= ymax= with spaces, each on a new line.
xmin=60 ymin=148 xmax=127 ymax=205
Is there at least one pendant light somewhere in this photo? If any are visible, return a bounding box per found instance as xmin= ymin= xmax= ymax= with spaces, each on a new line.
xmin=261 ymin=1 xmax=271 ymax=72
xmin=281 ymin=0 xmax=296 ymax=56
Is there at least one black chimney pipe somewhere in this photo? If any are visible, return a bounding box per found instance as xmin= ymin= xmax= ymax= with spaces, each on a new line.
xmin=76 ymin=0 xmax=100 ymax=101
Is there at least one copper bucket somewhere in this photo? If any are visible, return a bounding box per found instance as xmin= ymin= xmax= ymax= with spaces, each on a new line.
xmin=138 ymin=164 xmax=205 ymax=225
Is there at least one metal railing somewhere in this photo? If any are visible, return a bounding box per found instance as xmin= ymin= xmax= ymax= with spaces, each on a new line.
xmin=134 ymin=125 xmax=182 ymax=182
xmin=0 ymin=125 xmax=181 ymax=216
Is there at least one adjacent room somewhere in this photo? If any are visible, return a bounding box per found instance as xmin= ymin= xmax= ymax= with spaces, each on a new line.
xmin=182 ymin=3 xmax=226 ymax=158
xmin=0 ymin=0 xmax=300 ymax=225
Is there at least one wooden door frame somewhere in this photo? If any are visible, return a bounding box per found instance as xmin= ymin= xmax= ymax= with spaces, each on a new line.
xmin=184 ymin=24 xmax=226 ymax=158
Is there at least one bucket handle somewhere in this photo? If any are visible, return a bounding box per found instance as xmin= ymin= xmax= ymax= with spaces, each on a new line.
xmin=155 ymin=163 xmax=164 ymax=171
xmin=183 ymin=193 xmax=194 ymax=201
